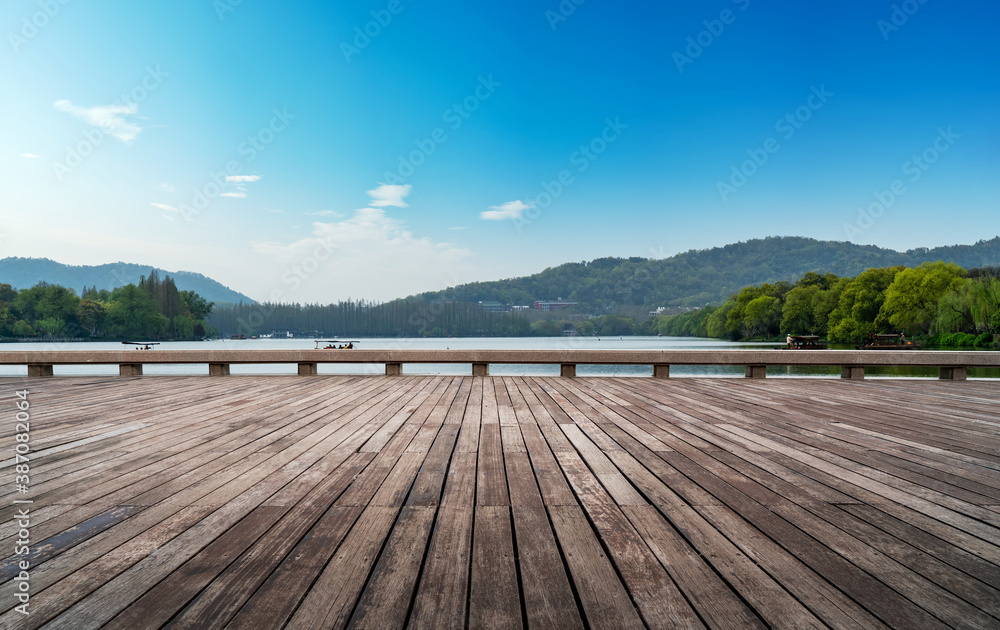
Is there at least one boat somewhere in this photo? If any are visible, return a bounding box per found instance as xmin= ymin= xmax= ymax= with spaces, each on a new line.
xmin=857 ymin=333 xmax=919 ymax=350
xmin=784 ymin=335 xmax=826 ymax=349
xmin=230 ymin=334 xmax=246 ymax=340
xmin=314 ymin=339 xmax=360 ymax=349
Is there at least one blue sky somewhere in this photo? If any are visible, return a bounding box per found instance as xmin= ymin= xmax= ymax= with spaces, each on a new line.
xmin=1 ymin=0 xmax=997 ymax=302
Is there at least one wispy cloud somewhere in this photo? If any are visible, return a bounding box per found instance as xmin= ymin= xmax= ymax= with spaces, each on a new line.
xmin=367 ymin=184 xmax=411 ymax=208
xmin=481 ymin=200 xmax=532 ymax=221
xmin=156 ymin=182 xmax=175 ymax=193
xmin=226 ymin=175 xmax=261 ymax=183
xmin=150 ymin=202 xmax=180 ymax=212
xmin=221 ymin=191 xmax=247 ymax=198
xmin=251 ymin=185 xmax=473 ymax=301
xmin=54 ymin=100 xmax=143 ymax=142
xmin=20 ymin=153 xmax=41 ymax=159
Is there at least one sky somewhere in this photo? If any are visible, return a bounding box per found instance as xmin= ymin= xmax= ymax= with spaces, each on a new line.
xmin=1 ymin=0 xmax=998 ymax=303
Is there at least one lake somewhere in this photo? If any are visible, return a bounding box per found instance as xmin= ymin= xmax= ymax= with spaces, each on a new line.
xmin=2 ymin=336 xmax=996 ymax=378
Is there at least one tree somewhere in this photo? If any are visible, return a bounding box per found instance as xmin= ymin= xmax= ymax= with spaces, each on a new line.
xmin=743 ymin=296 xmax=782 ymax=338
xmin=780 ymin=285 xmax=820 ymax=334
xmin=880 ymin=262 xmax=966 ymax=334
xmin=180 ymin=290 xmax=214 ymax=320
xmin=827 ymin=267 xmax=903 ymax=342
xmin=0 ymin=283 xmax=16 ymax=304
xmin=77 ymin=300 xmax=107 ymax=337
xmin=104 ymin=285 xmax=167 ymax=339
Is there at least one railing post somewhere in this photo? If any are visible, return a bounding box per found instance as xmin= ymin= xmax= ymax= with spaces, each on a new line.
xmin=745 ymin=365 xmax=766 ymax=379
xmin=385 ymin=362 xmax=402 ymax=376
xmin=841 ymin=366 xmax=865 ymax=380
xmin=297 ymin=362 xmax=318 ymax=376
xmin=27 ymin=364 xmax=54 ymax=377
xmin=560 ymin=364 xmax=577 ymax=378
xmin=652 ymin=364 xmax=670 ymax=379
xmin=209 ymin=363 xmax=230 ymax=376
xmin=939 ymin=366 xmax=967 ymax=380
xmin=472 ymin=363 xmax=489 ymax=376
xmin=119 ymin=363 xmax=143 ymax=376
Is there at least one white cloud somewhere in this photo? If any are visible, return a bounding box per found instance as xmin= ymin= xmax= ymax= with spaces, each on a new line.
xmin=20 ymin=153 xmax=41 ymax=159
xmin=367 ymin=184 xmax=411 ymax=208
xmin=156 ymin=182 xmax=175 ymax=193
xmin=150 ymin=202 xmax=180 ymax=213
xmin=162 ymin=215 xmax=175 ymax=221
xmin=226 ymin=175 xmax=261 ymax=183
xmin=221 ymin=192 xmax=247 ymax=198
xmin=54 ymin=100 xmax=143 ymax=143
xmin=251 ymin=205 xmax=473 ymax=302
xmin=481 ymin=200 xmax=532 ymax=221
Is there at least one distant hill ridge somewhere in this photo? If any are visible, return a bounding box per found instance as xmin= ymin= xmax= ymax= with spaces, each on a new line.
xmin=418 ymin=236 xmax=1000 ymax=310
xmin=0 ymin=258 xmax=255 ymax=305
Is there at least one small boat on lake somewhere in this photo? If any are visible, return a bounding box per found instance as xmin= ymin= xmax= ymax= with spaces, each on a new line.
xmin=785 ymin=335 xmax=826 ymax=349
xmin=857 ymin=333 xmax=919 ymax=350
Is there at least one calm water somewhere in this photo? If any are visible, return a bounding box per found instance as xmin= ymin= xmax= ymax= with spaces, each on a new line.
xmin=0 ymin=337 xmax=996 ymax=378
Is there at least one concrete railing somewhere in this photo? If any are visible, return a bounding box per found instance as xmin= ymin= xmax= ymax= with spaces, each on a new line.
xmin=2 ymin=349 xmax=998 ymax=380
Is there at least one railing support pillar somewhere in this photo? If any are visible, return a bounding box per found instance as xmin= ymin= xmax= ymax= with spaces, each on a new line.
xmin=209 ymin=363 xmax=230 ymax=376
xmin=745 ymin=365 xmax=766 ymax=379
xmin=841 ymin=366 xmax=865 ymax=380
xmin=27 ymin=364 xmax=53 ymax=377
xmin=297 ymin=362 xmax=317 ymax=376
xmin=472 ymin=363 xmax=489 ymax=376
xmin=385 ymin=362 xmax=402 ymax=376
xmin=939 ymin=366 xmax=967 ymax=380
xmin=119 ymin=363 xmax=143 ymax=376
xmin=652 ymin=364 xmax=670 ymax=379
xmin=560 ymin=364 xmax=577 ymax=378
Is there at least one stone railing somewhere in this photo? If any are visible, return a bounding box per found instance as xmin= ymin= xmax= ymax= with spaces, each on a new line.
xmin=2 ymin=349 xmax=997 ymax=380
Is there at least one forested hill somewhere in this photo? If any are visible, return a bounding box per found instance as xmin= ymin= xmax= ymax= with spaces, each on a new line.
xmin=0 ymin=258 xmax=254 ymax=305
xmin=420 ymin=236 xmax=1000 ymax=310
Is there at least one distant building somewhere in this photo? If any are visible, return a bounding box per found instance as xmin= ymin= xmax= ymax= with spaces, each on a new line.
xmin=511 ymin=305 xmax=530 ymax=311
xmin=478 ymin=301 xmax=511 ymax=313
xmin=533 ymin=299 xmax=578 ymax=311
xmin=648 ymin=306 xmax=701 ymax=317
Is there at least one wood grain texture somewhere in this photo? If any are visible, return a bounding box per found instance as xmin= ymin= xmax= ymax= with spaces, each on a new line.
xmin=1 ymin=375 xmax=997 ymax=629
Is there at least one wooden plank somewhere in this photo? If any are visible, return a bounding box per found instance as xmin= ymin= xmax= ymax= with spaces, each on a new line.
xmin=469 ymin=505 xmax=522 ymax=629
xmin=348 ymin=505 xmax=437 ymax=630
xmin=548 ymin=505 xmax=645 ymax=629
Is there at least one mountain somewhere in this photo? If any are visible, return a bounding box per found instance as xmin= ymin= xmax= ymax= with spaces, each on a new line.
xmin=0 ymin=258 xmax=255 ymax=304
xmin=418 ymin=236 xmax=1000 ymax=311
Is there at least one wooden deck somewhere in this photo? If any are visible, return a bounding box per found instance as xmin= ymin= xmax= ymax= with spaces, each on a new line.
xmin=2 ymin=375 xmax=999 ymax=629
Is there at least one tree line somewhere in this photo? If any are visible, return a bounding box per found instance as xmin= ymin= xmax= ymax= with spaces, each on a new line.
xmin=0 ymin=270 xmax=214 ymax=340
xmin=657 ymin=262 xmax=1000 ymax=346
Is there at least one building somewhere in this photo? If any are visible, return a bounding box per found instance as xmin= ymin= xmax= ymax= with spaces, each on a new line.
xmin=533 ymin=299 xmax=578 ymax=312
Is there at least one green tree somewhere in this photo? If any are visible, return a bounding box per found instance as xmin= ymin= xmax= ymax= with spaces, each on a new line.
xmin=11 ymin=320 xmax=34 ymax=337
xmin=880 ymin=262 xmax=966 ymax=334
xmin=827 ymin=267 xmax=903 ymax=342
xmin=105 ymin=285 xmax=167 ymax=339
xmin=180 ymin=290 xmax=214 ymax=320
xmin=743 ymin=296 xmax=782 ymax=338
xmin=780 ymin=285 xmax=820 ymax=334
xmin=76 ymin=299 xmax=107 ymax=337
xmin=0 ymin=283 xmax=17 ymax=304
